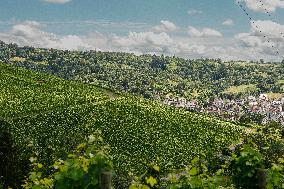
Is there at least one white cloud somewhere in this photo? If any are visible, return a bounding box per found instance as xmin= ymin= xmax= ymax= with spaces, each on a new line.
xmin=111 ymin=32 xmax=174 ymax=54
xmin=188 ymin=26 xmax=223 ymax=37
xmin=235 ymin=20 xmax=284 ymax=58
xmin=187 ymin=9 xmax=202 ymax=15
xmin=235 ymin=33 xmax=263 ymax=47
xmin=83 ymin=22 xmax=284 ymax=61
xmin=222 ymin=19 xmax=234 ymax=26
xmin=60 ymin=35 xmax=90 ymax=50
xmin=237 ymin=0 xmax=284 ymax=12
xmin=250 ymin=20 xmax=284 ymax=38
xmin=1 ymin=20 xmax=284 ymax=62
xmin=82 ymin=32 xmax=112 ymax=51
xmin=41 ymin=0 xmax=71 ymax=4
xmin=152 ymin=20 xmax=178 ymax=32
xmin=0 ymin=21 xmax=174 ymax=55
xmin=0 ymin=21 xmax=90 ymax=50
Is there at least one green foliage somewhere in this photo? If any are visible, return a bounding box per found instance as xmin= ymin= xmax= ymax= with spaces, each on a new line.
xmin=91 ymin=98 xmax=244 ymax=177
xmin=246 ymin=122 xmax=284 ymax=166
xmin=267 ymin=159 xmax=284 ymax=189
xmin=22 ymin=131 xmax=113 ymax=189
xmin=152 ymin=143 xmax=284 ymax=189
xmin=128 ymin=147 xmax=284 ymax=189
xmin=231 ymin=142 xmax=265 ymax=189
xmin=239 ymin=113 xmax=264 ymax=125
xmin=259 ymin=121 xmax=284 ymax=139
xmin=228 ymin=124 xmax=284 ymax=188
xmin=166 ymin=155 xmax=232 ymax=189
xmin=129 ymin=163 xmax=161 ymax=189
xmin=1 ymin=42 xmax=284 ymax=188
xmin=0 ymin=62 xmax=244 ymax=188
xmin=0 ymin=63 xmax=109 ymax=120
xmin=1 ymin=41 xmax=283 ymax=101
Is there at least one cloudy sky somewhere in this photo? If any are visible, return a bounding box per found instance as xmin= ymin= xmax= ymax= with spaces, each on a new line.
xmin=1 ymin=0 xmax=284 ymax=61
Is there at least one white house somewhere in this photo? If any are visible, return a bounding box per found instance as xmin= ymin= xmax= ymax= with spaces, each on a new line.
xmin=259 ymin=94 xmax=268 ymax=101
xmin=249 ymin=101 xmax=258 ymax=106
xmin=248 ymin=96 xmax=256 ymax=101
xmin=272 ymin=100 xmax=282 ymax=106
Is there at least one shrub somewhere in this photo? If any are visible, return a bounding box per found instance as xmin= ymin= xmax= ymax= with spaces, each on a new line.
xmin=22 ymin=130 xmax=113 ymax=189
xmin=231 ymin=142 xmax=265 ymax=189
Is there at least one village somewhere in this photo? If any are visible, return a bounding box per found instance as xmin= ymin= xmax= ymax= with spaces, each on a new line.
xmin=163 ymin=94 xmax=284 ymax=125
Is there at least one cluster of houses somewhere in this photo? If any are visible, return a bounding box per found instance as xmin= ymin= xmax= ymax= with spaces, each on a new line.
xmin=163 ymin=94 xmax=284 ymax=125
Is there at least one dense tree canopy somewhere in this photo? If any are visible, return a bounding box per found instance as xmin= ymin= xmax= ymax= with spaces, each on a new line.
xmin=1 ymin=41 xmax=283 ymax=102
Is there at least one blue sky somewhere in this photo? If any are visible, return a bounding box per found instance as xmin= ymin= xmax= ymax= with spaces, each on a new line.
xmin=1 ymin=0 xmax=284 ymax=61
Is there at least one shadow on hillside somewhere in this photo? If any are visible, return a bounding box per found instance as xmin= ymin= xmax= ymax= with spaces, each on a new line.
xmin=0 ymin=119 xmax=29 ymax=189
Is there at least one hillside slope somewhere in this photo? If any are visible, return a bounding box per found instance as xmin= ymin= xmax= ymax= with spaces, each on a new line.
xmin=0 ymin=62 xmax=244 ymax=184
xmin=0 ymin=62 xmax=110 ymax=120
xmin=1 ymin=41 xmax=283 ymax=102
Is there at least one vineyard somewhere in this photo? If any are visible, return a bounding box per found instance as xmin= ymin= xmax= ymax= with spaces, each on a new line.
xmin=0 ymin=62 xmax=247 ymax=188
xmin=1 ymin=0 xmax=284 ymax=186
xmin=0 ymin=62 xmax=109 ymax=119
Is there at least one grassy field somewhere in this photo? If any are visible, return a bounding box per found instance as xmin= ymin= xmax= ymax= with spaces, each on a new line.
xmin=223 ymin=84 xmax=257 ymax=94
xmin=277 ymin=80 xmax=284 ymax=85
xmin=266 ymin=92 xmax=283 ymax=99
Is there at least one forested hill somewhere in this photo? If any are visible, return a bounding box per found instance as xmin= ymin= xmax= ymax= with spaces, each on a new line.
xmin=1 ymin=41 xmax=284 ymax=101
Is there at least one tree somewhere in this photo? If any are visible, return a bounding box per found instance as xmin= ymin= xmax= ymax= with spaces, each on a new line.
xmin=150 ymin=55 xmax=167 ymax=70
xmin=212 ymin=63 xmax=227 ymax=80
xmin=239 ymin=113 xmax=264 ymax=125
